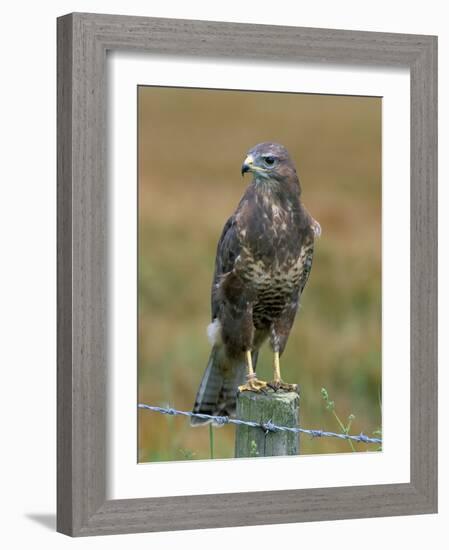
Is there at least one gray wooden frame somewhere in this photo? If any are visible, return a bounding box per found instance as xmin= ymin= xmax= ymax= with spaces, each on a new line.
xmin=57 ymin=12 xmax=438 ymax=536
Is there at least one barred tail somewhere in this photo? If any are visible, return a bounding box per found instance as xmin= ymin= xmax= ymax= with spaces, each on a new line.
xmin=191 ymin=346 xmax=246 ymax=427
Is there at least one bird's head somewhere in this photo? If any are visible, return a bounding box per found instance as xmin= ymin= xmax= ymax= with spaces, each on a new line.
xmin=241 ymin=142 xmax=298 ymax=187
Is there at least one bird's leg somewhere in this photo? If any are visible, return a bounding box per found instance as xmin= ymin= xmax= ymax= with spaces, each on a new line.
xmin=268 ymin=350 xmax=298 ymax=393
xmin=238 ymin=350 xmax=269 ymax=393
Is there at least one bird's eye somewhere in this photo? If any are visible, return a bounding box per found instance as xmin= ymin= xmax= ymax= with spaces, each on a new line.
xmin=264 ymin=156 xmax=276 ymax=166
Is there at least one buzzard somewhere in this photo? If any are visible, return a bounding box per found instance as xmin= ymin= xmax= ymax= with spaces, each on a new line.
xmin=191 ymin=142 xmax=320 ymax=425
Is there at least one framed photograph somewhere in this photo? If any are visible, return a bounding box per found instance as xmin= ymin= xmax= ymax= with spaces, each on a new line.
xmin=57 ymin=12 xmax=437 ymax=536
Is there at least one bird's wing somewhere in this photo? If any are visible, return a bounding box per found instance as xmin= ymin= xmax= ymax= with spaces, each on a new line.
xmin=296 ymin=215 xmax=320 ymax=298
xmin=298 ymin=237 xmax=315 ymax=298
xmin=210 ymin=215 xmax=241 ymax=320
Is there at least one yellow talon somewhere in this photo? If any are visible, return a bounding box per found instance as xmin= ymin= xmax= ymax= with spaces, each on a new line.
xmin=239 ymin=350 xmax=269 ymax=393
xmin=267 ymin=380 xmax=299 ymax=393
xmin=238 ymin=377 xmax=269 ymax=393
xmin=268 ymin=351 xmax=298 ymax=393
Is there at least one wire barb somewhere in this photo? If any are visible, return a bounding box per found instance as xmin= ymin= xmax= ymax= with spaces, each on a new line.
xmin=138 ymin=403 xmax=382 ymax=445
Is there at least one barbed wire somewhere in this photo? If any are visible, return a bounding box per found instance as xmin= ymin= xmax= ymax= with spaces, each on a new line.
xmin=138 ymin=403 xmax=382 ymax=445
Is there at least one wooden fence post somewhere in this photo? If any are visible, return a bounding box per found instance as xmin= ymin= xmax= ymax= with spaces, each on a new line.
xmin=235 ymin=389 xmax=300 ymax=458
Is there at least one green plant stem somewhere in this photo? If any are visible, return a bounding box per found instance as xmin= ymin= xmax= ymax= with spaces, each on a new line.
xmin=209 ymin=423 xmax=214 ymax=459
xmin=331 ymin=410 xmax=356 ymax=452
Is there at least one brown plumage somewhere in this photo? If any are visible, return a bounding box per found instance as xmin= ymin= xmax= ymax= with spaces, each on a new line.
xmin=191 ymin=142 xmax=320 ymax=425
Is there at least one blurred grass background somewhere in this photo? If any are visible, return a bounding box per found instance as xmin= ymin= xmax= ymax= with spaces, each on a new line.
xmin=138 ymin=86 xmax=381 ymax=461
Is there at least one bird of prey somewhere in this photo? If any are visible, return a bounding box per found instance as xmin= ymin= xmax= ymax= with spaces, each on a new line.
xmin=191 ymin=142 xmax=320 ymax=425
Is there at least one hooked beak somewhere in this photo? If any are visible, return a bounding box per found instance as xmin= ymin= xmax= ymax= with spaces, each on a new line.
xmin=241 ymin=154 xmax=254 ymax=176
